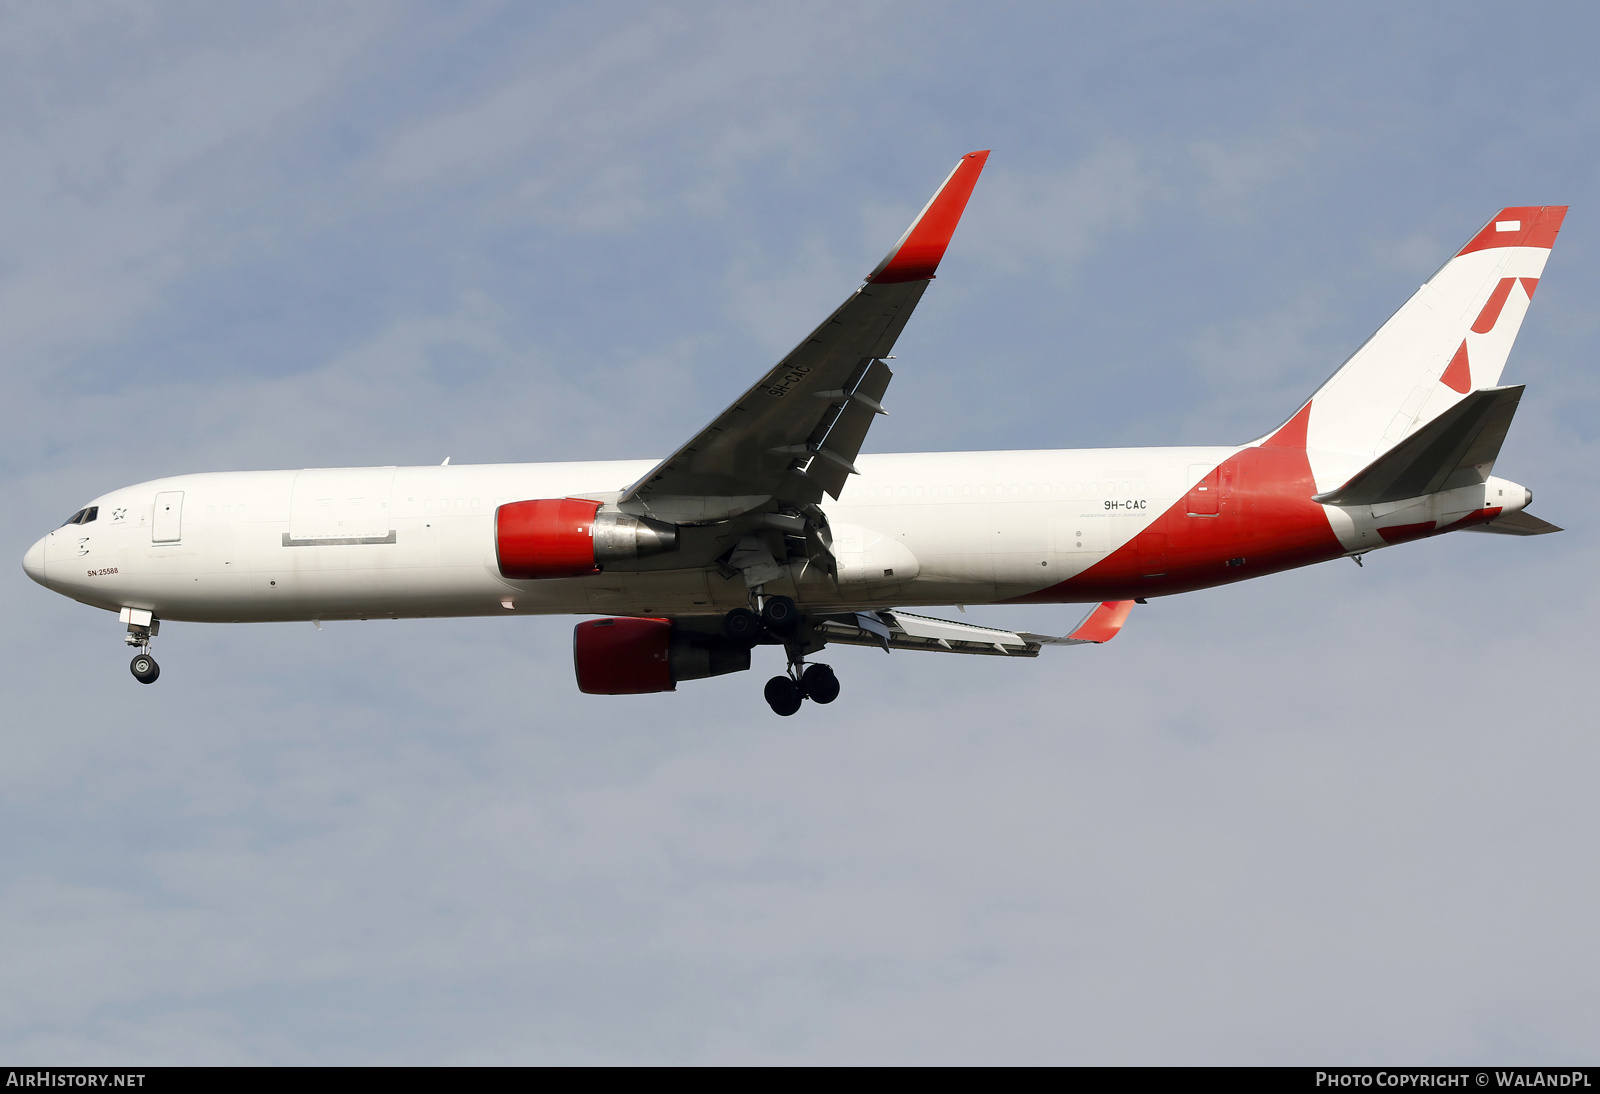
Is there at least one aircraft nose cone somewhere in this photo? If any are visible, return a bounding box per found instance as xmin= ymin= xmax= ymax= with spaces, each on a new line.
xmin=22 ymin=535 xmax=47 ymax=586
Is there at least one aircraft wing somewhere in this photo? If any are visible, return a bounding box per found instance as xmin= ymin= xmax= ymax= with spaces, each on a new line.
xmin=815 ymin=601 xmax=1135 ymax=656
xmin=618 ymin=151 xmax=990 ymax=525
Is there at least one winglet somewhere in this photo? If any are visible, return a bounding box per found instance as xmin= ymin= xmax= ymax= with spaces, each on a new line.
xmin=1066 ymin=600 xmax=1135 ymax=644
xmin=867 ymin=150 xmax=990 ymax=284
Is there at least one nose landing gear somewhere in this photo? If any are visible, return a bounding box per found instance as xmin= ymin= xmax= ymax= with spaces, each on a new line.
xmin=121 ymin=607 xmax=161 ymax=685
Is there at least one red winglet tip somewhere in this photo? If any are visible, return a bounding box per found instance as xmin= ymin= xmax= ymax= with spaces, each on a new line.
xmin=1068 ymin=600 xmax=1136 ymax=644
xmin=867 ymin=151 xmax=992 ymax=285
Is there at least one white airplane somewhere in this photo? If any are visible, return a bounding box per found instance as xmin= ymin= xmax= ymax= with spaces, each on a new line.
xmin=22 ymin=151 xmax=1565 ymax=715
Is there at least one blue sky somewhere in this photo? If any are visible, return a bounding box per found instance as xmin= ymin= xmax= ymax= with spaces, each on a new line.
xmin=3 ymin=1 xmax=1598 ymax=1063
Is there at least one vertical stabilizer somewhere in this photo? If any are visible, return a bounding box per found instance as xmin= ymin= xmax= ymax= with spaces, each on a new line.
xmin=1286 ymin=206 xmax=1564 ymax=462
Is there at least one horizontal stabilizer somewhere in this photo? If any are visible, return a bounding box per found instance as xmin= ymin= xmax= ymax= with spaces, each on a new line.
xmin=1313 ymin=386 xmax=1524 ymax=506
xmin=814 ymin=601 xmax=1135 ymax=656
xmin=1459 ymin=510 xmax=1562 ymax=536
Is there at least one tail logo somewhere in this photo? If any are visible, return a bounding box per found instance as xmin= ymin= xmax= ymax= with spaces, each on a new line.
xmin=1440 ymin=277 xmax=1542 ymax=395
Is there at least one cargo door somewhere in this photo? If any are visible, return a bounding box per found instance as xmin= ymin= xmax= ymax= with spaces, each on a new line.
xmin=152 ymin=491 xmax=184 ymax=544
xmin=288 ymin=468 xmax=396 ymax=544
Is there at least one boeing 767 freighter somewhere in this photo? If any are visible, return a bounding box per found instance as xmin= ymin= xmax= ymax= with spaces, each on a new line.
xmin=23 ymin=152 xmax=1564 ymax=714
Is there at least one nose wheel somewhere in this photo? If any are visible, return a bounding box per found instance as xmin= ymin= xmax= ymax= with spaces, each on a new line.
xmin=130 ymin=653 xmax=160 ymax=684
xmin=121 ymin=608 xmax=163 ymax=684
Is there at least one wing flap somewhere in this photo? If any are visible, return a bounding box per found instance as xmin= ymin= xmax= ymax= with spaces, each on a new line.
xmin=799 ymin=357 xmax=894 ymax=499
xmin=816 ymin=610 xmax=1040 ymax=656
xmin=814 ymin=600 xmax=1137 ymax=657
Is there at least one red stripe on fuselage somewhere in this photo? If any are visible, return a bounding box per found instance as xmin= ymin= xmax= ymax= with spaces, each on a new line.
xmin=1010 ymin=403 xmax=1346 ymax=604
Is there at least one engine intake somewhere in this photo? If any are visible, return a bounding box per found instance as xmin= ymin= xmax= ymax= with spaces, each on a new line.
xmin=573 ymin=617 xmax=751 ymax=694
xmin=497 ymin=498 xmax=677 ymax=579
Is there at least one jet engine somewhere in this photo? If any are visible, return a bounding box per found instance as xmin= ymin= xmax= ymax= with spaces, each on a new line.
xmin=496 ymin=498 xmax=678 ymax=579
xmin=573 ymin=617 xmax=751 ymax=694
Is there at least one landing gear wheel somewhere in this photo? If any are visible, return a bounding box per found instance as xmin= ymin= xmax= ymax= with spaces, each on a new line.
xmin=722 ymin=608 xmax=761 ymax=645
xmin=130 ymin=654 xmax=160 ymax=684
xmin=761 ymin=595 xmax=800 ymax=636
xmin=800 ymin=663 xmax=839 ymax=704
xmin=763 ymin=675 xmax=803 ymax=716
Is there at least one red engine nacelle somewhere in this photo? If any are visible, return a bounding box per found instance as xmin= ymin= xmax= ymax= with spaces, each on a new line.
xmin=496 ymin=498 xmax=677 ymax=580
xmin=497 ymin=498 xmax=602 ymax=579
xmin=574 ymin=617 xmax=751 ymax=695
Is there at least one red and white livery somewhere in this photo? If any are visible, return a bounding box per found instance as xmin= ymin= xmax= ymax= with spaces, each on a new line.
xmin=23 ymin=153 xmax=1565 ymax=714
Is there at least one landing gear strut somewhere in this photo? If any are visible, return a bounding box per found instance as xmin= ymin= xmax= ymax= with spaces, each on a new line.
xmin=727 ymin=593 xmax=840 ymax=715
xmin=121 ymin=607 xmax=161 ymax=685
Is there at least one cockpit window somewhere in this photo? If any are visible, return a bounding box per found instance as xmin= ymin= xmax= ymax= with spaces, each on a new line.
xmin=58 ymin=506 xmax=98 ymax=527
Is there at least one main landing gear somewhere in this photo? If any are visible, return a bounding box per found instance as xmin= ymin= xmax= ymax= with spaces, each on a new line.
xmin=762 ymin=662 xmax=840 ymax=716
xmin=121 ymin=607 xmax=161 ymax=685
xmin=724 ymin=595 xmax=840 ymax=716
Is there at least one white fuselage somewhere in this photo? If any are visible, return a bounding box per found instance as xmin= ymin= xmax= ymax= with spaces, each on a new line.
xmin=23 ymin=447 xmax=1526 ymax=625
